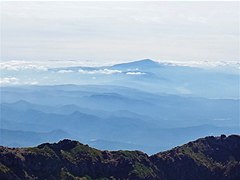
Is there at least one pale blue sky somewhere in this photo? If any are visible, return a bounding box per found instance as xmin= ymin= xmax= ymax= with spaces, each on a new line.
xmin=1 ymin=1 xmax=239 ymax=64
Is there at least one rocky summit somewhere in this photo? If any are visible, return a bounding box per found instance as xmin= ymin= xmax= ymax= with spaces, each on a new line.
xmin=0 ymin=135 xmax=239 ymax=180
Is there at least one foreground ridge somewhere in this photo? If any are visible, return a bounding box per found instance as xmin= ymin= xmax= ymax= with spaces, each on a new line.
xmin=0 ymin=135 xmax=239 ymax=180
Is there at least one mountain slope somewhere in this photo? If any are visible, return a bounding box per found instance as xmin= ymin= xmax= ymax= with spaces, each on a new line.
xmin=151 ymin=134 xmax=240 ymax=180
xmin=0 ymin=135 xmax=239 ymax=180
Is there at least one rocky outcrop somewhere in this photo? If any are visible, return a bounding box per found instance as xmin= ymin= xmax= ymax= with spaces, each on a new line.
xmin=0 ymin=135 xmax=239 ymax=180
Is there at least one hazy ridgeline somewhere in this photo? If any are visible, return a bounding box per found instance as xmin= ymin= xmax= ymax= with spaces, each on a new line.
xmin=0 ymin=59 xmax=239 ymax=154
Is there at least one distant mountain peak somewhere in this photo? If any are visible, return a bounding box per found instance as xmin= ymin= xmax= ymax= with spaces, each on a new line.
xmin=112 ymin=59 xmax=160 ymax=69
xmin=14 ymin=100 xmax=32 ymax=105
xmin=125 ymin=59 xmax=159 ymax=65
xmin=134 ymin=58 xmax=156 ymax=63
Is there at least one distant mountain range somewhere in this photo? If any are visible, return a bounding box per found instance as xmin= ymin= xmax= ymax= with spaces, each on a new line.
xmin=0 ymin=135 xmax=239 ymax=180
xmin=0 ymin=59 xmax=239 ymax=154
xmin=1 ymin=59 xmax=239 ymax=98
xmin=1 ymin=85 xmax=239 ymax=154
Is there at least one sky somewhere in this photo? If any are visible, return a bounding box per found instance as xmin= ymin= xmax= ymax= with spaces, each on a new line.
xmin=0 ymin=1 xmax=239 ymax=64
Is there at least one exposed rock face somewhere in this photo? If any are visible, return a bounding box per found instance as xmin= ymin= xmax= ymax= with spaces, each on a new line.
xmin=0 ymin=135 xmax=239 ymax=180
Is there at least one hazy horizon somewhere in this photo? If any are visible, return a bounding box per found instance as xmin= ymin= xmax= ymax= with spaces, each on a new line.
xmin=1 ymin=1 xmax=239 ymax=64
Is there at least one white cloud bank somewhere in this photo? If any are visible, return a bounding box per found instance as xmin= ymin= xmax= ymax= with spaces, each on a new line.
xmin=57 ymin=70 xmax=74 ymax=73
xmin=0 ymin=77 xmax=39 ymax=85
xmin=126 ymin=72 xmax=146 ymax=75
xmin=0 ymin=77 xmax=19 ymax=85
xmin=78 ymin=69 xmax=122 ymax=75
xmin=0 ymin=61 xmax=48 ymax=71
